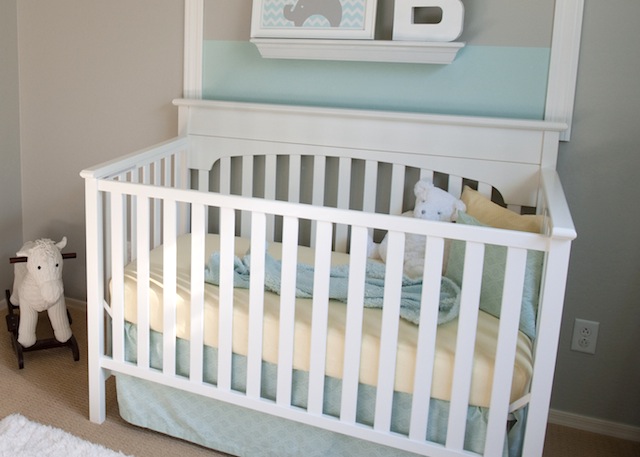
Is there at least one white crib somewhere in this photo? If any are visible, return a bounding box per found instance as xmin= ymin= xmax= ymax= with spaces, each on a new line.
xmin=82 ymin=98 xmax=575 ymax=457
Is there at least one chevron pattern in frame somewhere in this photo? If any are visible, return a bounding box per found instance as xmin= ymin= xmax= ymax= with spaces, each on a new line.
xmin=251 ymin=0 xmax=377 ymax=39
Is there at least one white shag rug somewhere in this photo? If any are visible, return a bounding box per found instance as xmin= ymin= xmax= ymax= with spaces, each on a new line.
xmin=0 ymin=414 xmax=132 ymax=457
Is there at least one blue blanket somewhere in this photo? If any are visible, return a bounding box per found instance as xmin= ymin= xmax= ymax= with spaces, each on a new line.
xmin=204 ymin=251 xmax=460 ymax=325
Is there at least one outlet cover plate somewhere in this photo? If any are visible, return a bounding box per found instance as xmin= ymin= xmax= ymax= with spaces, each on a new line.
xmin=571 ymin=318 xmax=599 ymax=354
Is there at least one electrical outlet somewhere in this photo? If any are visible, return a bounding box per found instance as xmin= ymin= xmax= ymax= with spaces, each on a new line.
xmin=571 ymin=318 xmax=599 ymax=354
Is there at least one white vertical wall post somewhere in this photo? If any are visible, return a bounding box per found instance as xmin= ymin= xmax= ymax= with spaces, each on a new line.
xmin=545 ymin=0 xmax=585 ymax=141
xmin=184 ymin=0 xmax=204 ymax=99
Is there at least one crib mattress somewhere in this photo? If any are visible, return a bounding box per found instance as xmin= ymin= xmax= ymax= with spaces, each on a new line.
xmin=121 ymin=234 xmax=533 ymax=408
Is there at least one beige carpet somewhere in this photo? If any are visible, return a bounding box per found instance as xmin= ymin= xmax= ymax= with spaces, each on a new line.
xmin=1 ymin=304 xmax=639 ymax=457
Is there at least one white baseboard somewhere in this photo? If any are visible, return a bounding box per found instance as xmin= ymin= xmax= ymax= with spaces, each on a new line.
xmin=549 ymin=409 xmax=640 ymax=442
xmin=65 ymin=297 xmax=87 ymax=310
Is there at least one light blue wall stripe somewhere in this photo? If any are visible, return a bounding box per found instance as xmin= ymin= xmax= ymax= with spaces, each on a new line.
xmin=202 ymin=41 xmax=550 ymax=120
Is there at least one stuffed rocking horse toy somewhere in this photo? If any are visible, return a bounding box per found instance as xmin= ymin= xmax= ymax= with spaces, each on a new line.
xmin=5 ymin=237 xmax=79 ymax=369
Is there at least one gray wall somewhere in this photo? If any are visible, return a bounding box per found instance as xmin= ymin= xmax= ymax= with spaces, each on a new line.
xmin=204 ymin=0 xmax=554 ymax=46
xmin=0 ymin=0 xmax=23 ymax=295
xmin=16 ymin=0 xmax=184 ymax=299
xmin=8 ymin=0 xmax=640 ymax=431
xmin=553 ymin=1 xmax=640 ymax=427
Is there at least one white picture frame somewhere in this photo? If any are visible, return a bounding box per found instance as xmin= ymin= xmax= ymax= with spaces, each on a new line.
xmin=251 ymin=0 xmax=378 ymax=39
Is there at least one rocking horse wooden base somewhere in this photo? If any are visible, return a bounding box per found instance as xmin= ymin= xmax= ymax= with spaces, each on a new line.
xmin=4 ymin=289 xmax=80 ymax=369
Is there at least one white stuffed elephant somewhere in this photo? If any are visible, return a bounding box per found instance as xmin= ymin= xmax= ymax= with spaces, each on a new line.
xmin=10 ymin=237 xmax=72 ymax=348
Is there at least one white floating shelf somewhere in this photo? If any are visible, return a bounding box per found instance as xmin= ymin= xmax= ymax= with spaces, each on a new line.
xmin=251 ymin=38 xmax=465 ymax=64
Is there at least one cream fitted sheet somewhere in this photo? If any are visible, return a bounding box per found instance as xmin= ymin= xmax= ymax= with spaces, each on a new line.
xmin=121 ymin=234 xmax=533 ymax=408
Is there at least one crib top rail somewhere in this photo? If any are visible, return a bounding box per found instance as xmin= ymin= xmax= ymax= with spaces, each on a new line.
xmin=174 ymin=99 xmax=567 ymax=209
xmin=80 ymin=136 xmax=188 ymax=181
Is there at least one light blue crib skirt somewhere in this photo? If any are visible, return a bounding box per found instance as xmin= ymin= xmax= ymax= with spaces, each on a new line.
xmin=117 ymin=323 xmax=526 ymax=456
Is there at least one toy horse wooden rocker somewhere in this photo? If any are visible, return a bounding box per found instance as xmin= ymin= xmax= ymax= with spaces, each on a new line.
xmin=4 ymin=237 xmax=79 ymax=369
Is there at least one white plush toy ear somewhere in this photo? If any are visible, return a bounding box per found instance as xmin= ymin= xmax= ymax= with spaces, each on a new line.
xmin=16 ymin=244 xmax=33 ymax=258
xmin=413 ymin=178 xmax=435 ymax=200
xmin=56 ymin=236 xmax=68 ymax=250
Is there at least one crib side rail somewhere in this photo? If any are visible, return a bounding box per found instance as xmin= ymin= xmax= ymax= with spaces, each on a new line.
xmin=538 ymin=169 xmax=577 ymax=240
xmin=83 ymin=136 xmax=190 ymax=424
xmin=80 ymin=136 xmax=189 ymax=180
xmin=94 ymin=171 xmax=567 ymax=456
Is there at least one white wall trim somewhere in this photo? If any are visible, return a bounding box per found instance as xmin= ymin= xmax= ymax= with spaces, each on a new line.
xmin=183 ymin=0 xmax=204 ymax=99
xmin=65 ymin=297 xmax=87 ymax=311
xmin=549 ymin=409 xmax=640 ymax=442
xmin=185 ymin=1 xmax=584 ymax=140
xmin=545 ymin=0 xmax=585 ymax=141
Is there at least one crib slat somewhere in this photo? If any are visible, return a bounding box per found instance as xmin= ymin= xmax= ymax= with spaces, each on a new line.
xmin=288 ymin=155 xmax=301 ymax=204
xmin=247 ymin=212 xmax=267 ymax=399
xmin=135 ymin=196 xmax=151 ymax=369
xmin=119 ymin=174 xmax=131 ymax=265
xmin=162 ymin=199 xmax=178 ymax=376
xmin=110 ymin=192 xmax=126 ymax=363
xmin=308 ymin=221 xmax=333 ymax=414
xmin=176 ymin=150 xmax=190 ymax=236
xmin=508 ymin=204 xmax=523 ymax=214
xmin=217 ymin=206 xmax=236 ymax=391
xmin=103 ymin=193 xmax=113 ymax=301
xmin=362 ymin=160 xmax=378 ymax=213
xmin=197 ymin=170 xmax=210 ymax=231
xmin=340 ymin=225 xmax=369 ymax=424
xmin=312 ymin=156 xmax=326 ymax=207
xmin=240 ymin=156 xmax=253 ymax=238
xmin=152 ymin=160 xmax=162 ymax=248
xmin=197 ymin=169 xmax=209 ymax=192
xmin=129 ymin=171 xmax=138 ymax=263
xmin=419 ymin=169 xmax=434 ymax=183
xmin=277 ymin=216 xmax=299 ymax=405
xmin=310 ymin=156 xmax=326 ymax=248
xmin=389 ymin=164 xmax=405 ymax=216
xmin=447 ymin=175 xmax=464 ymax=198
xmin=219 ymin=156 xmax=231 ymax=195
xmin=477 ymin=182 xmax=492 ymax=199
xmin=484 ymin=247 xmax=528 ymax=457
xmin=189 ymin=204 xmax=206 ymax=383
xmin=446 ymin=241 xmax=484 ymax=450
xmin=334 ymin=157 xmax=351 ymax=252
xmin=409 ymin=236 xmax=445 ymax=440
xmin=264 ymin=154 xmax=277 ymax=242
xmin=374 ymin=230 xmax=405 ymax=432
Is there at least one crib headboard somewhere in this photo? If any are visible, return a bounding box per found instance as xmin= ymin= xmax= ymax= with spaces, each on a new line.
xmin=175 ymin=98 xmax=567 ymax=211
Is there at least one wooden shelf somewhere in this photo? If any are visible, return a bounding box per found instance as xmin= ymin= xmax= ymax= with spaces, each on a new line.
xmin=251 ymin=38 xmax=465 ymax=64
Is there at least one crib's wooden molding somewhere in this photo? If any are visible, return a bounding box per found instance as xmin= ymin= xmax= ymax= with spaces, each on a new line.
xmin=545 ymin=0 xmax=585 ymax=141
xmin=549 ymin=409 xmax=640 ymax=442
xmin=183 ymin=0 xmax=203 ymax=99
xmin=173 ymin=98 xmax=568 ymax=133
xmin=174 ymin=98 xmax=567 ymax=208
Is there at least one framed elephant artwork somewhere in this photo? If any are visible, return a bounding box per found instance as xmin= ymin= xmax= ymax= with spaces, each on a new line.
xmin=251 ymin=0 xmax=378 ymax=39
